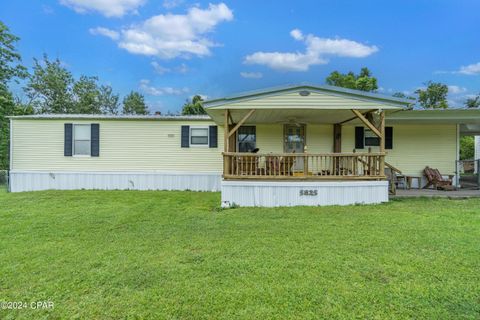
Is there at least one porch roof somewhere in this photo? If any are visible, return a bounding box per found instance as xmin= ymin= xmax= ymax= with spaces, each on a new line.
xmin=387 ymin=109 xmax=480 ymax=124
xmin=204 ymin=84 xmax=412 ymax=125
xmin=387 ymin=109 xmax=480 ymax=135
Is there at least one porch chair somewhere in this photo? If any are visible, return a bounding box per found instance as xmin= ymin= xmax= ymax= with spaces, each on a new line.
xmin=423 ymin=166 xmax=455 ymax=191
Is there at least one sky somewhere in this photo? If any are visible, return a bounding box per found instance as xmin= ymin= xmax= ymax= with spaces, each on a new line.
xmin=1 ymin=0 xmax=480 ymax=113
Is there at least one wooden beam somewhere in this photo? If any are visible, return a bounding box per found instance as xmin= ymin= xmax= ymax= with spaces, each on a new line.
xmin=224 ymin=109 xmax=229 ymax=153
xmin=379 ymin=110 xmax=385 ymax=152
xmin=385 ymin=161 xmax=402 ymax=174
xmin=379 ymin=110 xmax=385 ymax=177
xmin=228 ymin=111 xmax=234 ymax=126
xmin=337 ymin=109 xmax=376 ymax=125
xmin=228 ymin=109 xmax=255 ymax=138
xmin=333 ymin=124 xmax=342 ymax=153
xmin=223 ymin=109 xmax=230 ymax=176
xmin=351 ymin=109 xmax=381 ymax=137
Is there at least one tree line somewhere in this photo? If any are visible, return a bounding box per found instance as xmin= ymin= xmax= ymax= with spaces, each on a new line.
xmin=325 ymin=67 xmax=480 ymax=109
xmin=23 ymin=55 xmax=149 ymax=116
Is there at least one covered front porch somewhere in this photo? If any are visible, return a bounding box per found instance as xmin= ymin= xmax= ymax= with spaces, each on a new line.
xmin=204 ymin=84 xmax=412 ymax=207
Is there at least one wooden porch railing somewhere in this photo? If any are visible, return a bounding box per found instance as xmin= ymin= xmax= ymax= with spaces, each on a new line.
xmin=223 ymin=152 xmax=386 ymax=180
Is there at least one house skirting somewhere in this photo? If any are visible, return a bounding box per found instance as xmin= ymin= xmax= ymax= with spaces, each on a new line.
xmin=221 ymin=180 xmax=389 ymax=207
xmin=9 ymin=171 xmax=222 ymax=192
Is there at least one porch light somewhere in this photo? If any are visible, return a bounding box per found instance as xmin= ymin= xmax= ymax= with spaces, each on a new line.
xmin=299 ymin=90 xmax=310 ymax=96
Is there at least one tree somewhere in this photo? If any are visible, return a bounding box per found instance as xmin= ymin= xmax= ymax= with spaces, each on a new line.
xmin=460 ymin=136 xmax=475 ymax=160
xmin=99 ymin=85 xmax=119 ymax=114
xmin=465 ymin=94 xmax=480 ymax=109
xmin=25 ymin=54 xmax=75 ymax=113
xmin=181 ymin=95 xmax=206 ymax=115
xmin=392 ymin=92 xmax=406 ymax=99
xmin=0 ymin=21 xmax=29 ymax=170
xmin=122 ymin=91 xmax=148 ymax=115
xmin=415 ymin=81 xmax=449 ymax=109
xmin=0 ymin=21 xmax=28 ymax=85
xmin=73 ymin=76 xmax=102 ymax=114
xmin=325 ymin=67 xmax=378 ymax=92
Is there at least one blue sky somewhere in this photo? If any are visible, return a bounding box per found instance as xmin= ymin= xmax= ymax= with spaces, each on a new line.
xmin=2 ymin=0 xmax=480 ymax=113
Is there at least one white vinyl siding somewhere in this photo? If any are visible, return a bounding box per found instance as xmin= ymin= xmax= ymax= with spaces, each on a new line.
xmin=342 ymin=124 xmax=457 ymax=176
xmin=11 ymin=119 xmax=224 ymax=172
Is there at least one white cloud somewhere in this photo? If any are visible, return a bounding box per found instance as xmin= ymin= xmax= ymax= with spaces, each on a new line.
xmin=89 ymin=27 xmax=120 ymax=40
xmin=162 ymin=0 xmax=184 ymax=9
xmin=458 ymin=62 xmax=480 ymax=75
xmin=448 ymin=85 xmax=467 ymax=94
xmin=150 ymin=62 xmax=188 ymax=74
xmin=240 ymin=71 xmax=263 ymax=79
xmin=60 ymin=0 xmax=145 ymax=17
xmin=290 ymin=28 xmax=304 ymax=41
xmin=176 ymin=63 xmax=189 ymax=73
xmin=244 ymin=29 xmax=378 ymax=72
xmin=95 ymin=3 xmax=233 ymax=59
xmin=140 ymin=79 xmax=189 ymax=96
xmin=151 ymin=61 xmax=170 ymax=74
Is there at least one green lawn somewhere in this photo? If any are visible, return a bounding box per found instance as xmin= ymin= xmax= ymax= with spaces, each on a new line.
xmin=0 ymin=190 xmax=479 ymax=319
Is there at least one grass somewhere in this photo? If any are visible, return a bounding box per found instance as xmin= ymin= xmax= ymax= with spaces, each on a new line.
xmin=0 ymin=190 xmax=479 ymax=319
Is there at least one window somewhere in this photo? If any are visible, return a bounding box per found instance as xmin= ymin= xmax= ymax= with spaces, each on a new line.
xmin=238 ymin=126 xmax=256 ymax=152
xmin=190 ymin=127 xmax=209 ymax=145
xmin=364 ymin=129 xmax=380 ymax=147
xmin=73 ymin=124 xmax=91 ymax=155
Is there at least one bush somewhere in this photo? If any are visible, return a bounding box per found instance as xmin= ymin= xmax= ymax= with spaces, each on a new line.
xmin=0 ymin=170 xmax=7 ymax=185
xmin=460 ymin=136 xmax=475 ymax=160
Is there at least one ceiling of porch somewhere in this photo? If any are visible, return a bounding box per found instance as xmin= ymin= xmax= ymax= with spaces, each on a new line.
xmin=207 ymin=108 xmax=393 ymax=125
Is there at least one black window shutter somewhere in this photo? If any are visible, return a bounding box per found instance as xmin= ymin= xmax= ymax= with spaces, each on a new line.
xmin=355 ymin=127 xmax=364 ymax=149
xmin=64 ymin=123 xmax=73 ymax=156
xmin=385 ymin=127 xmax=393 ymax=149
xmin=209 ymin=126 xmax=218 ymax=148
xmin=91 ymin=123 xmax=100 ymax=156
xmin=181 ymin=125 xmax=190 ymax=148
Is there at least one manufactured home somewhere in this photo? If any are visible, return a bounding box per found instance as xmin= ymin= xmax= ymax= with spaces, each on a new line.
xmin=8 ymin=84 xmax=480 ymax=206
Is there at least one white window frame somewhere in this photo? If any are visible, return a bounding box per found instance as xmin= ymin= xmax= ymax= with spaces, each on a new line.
xmin=190 ymin=126 xmax=209 ymax=147
xmin=73 ymin=124 xmax=91 ymax=157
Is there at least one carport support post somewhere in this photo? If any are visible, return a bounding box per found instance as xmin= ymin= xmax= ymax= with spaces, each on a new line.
xmin=333 ymin=124 xmax=342 ymax=153
xmin=379 ymin=110 xmax=385 ymax=177
xmin=224 ymin=109 xmax=230 ymax=176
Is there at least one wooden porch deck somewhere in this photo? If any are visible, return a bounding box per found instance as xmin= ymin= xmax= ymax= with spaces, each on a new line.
xmin=223 ymin=152 xmax=386 ymax=180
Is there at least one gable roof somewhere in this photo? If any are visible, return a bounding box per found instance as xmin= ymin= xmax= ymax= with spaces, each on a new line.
xmin=204 ymin=83 xmax=413 ymax=110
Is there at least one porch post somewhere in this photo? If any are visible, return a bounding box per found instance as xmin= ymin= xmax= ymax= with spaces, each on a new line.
xmin=379 ymin=110 xmax=385 ymax=177
xmin=224 ymin=109 xmax=230 ymax=177
xmin=224 ymin=109 xmax=230 ymax=152
xmin=333 ymin=124 xmax=342 ymax=153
